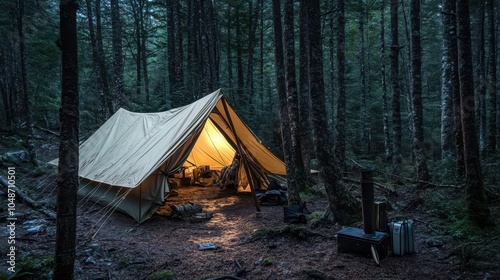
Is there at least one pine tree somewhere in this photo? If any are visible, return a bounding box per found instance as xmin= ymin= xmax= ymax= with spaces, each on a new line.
xmin=456 ymin=0 xmax=493 ymax=228
xmin=53 ymin=0 xmax=79 ymax=278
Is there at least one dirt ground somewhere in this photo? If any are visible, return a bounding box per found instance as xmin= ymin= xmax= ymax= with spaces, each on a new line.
xmin=0 ymin=133 xmax=499 ymax=280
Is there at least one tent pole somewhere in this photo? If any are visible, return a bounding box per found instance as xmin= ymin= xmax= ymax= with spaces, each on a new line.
xmin=139 ymin=184 xmax=142 ymax=223
xmin=221 ymin=98 xmax=261 ymax=212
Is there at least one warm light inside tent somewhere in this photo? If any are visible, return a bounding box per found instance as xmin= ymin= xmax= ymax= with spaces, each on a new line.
xmin=207 ymin=126 xmax=226 ymax=146
xmin=184 ymin=118 xmax=236 ymax=170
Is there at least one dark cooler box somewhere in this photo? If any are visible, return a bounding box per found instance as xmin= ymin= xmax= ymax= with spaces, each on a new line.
xmin=337 ymin=227 xmax=389 ymax=259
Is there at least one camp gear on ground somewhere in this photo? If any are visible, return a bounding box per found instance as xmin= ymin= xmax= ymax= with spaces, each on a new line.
xmin=283 ymin=205 xmax=307 ymax=224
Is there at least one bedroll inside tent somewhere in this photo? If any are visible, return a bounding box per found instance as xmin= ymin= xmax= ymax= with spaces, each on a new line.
xmin=51 ymin=89 xmax=286 ymax=222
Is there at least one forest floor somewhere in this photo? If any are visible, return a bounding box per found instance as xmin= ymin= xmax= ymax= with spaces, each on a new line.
xmin=0 ymin=132 xmax=499 ymax=280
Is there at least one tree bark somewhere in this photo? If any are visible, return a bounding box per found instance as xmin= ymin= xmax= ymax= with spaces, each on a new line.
xmin=1 ymin=45 xmax=15 ymax=132
xmin=259 ymin=0 xmax=264 ymax=106
xmin=478 ymin=2 xmax=487 ymax=154
xmin=283 ymin=0 xmax=305 ymax=205
xmin=53 ymin=0 xmax=79 ymax=278
xmin=94 ymin=0 xmax=113 ymax=116
xmin=381 ymin=0 xmax=391 ymax=161
xmin=167 ymin=0 xmax=184 ymax=108
xmin=456 ymin=0 xmax=493 ymax=228
xmin=236 ymin=6 xmax=244 ymax=105
xmin=486 ymin=0 xmax=497 ymax=154
xmin=359 ymin=0 xmax=370 ymax=155
xmin=271 ymin=0 xmax=295 ymax=206
xmin=17 ymin=0 xmax=37 ymax=165
xmin=245 ymin=0 xmax=259 ymax=120
xmin=390 ymin=0 xmax=402 ymax=175
xmin=328 ymin=0 xmax=335 ymax=127
xmin=226 ymin=6 xmax=233 ymax=102
xmin=441 ymin=0 xmax=455 ymax=160
xmin=199 ymin=0 xmax=217 ymax=94
xmin=444 ymin=0 xmax=466 ymax=176
xmin=140 ymin=0 xmax=150 ymax=103
xmin=299 ymin=0 xmax=312 ymax=175
xmin=306 ymin=0 xmax=359 ymax=225
xmin=410 ymin=0 xmax=429 ymax=183
xmin=111 ymin=0 xmax=125 ymax=110
xmin=401 ymin=0 xmax=415 ymax=162
xmin=0 ymin=51 xmax=14 ymax=131
xmin=131 ymin=0 xmax=142 ymax=98
xmin=335 ymin=0 xmax=346 ymax=167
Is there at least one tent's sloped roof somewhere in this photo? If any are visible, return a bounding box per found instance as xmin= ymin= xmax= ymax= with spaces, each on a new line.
xmin=56 ymin=89 xmax=286 ymax=189
xmin=77 ymin=90 xmax=222 ymax=188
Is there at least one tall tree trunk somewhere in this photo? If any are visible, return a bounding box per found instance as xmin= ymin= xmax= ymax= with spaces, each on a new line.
xmin=443 ymin=0 xmax=466 ymax=176
xmin=335 ymin=0 xmax=346 ymax=167
xmin=0 ymin=49 xmax=14 ymax=131
xmin=401 ymin=0 xmax=414 ymax=159
xmin=456 ymin=0 xmax=493 ymax=228
xmin=284 ymin=0 xmax=305 ymax=205
xmin=390 ymin=0 xmax=402 ymax=175
xmin=245 ymin=0 xmax=259 ymax=120
xmin=478 ymin=2 xmax=487 ymax=154
xmin=306 ymin=0 xmax=359 ymax=225
xmin=441 ymin=0 xmax=455 ymax=160
xmin=140 ymin=0 xmax=150 ymax=103
xmin=410 ymin=0 xmax=429 ymax=183
xmin=187 ymin=0 xmax=199 ymax=100
xmin=53 ymin=0 xmax=79 ymax=278
xmin=359 ymin=0 xmax=370 ymax=154
xmin=299 ymin=0 xmax=312 ymax=174
xmin=259 ymin=0 xmax=264 ymax=109
xmin=17 ymin=0 xmax=37 ymax=165
xmin=271 ymin=0 xmax=295 ymax=207
xmin=199 ymin=0 xmax=217 ymax=94
xmin=167 ymin=0 xmax=184 ymax=108
xmin=487 ymin=0 xmax=497 ymax=154
xmin=111 ymin=0 xmax=125 ymax=110
xmin=328 ymin=0 xmax=335 ymax=126
xmin=381 ymin=0 xmax=391 ymax=161
xmin=132 ymin=0 xmax=142 ymax=98
xmin=175 ymin=0 xmax=184 ymax=100
xmin=226 ymin=6 xmax=233 ymax=102
xmin=86 ymin=0 xmax=108 ymax=118
xmin=94 ymin=0 xmax=113 ymax=116
xmin=236 ymin=6 xmax=244 ymax=105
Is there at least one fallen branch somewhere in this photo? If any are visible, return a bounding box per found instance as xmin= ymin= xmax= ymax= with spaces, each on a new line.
xmin=485 ymin=187 xmax=500 ymax=201
xmin=348 ymin=157 xmax=462 ymax=189
xmin=375 ymin=170 xmax=462 ymax=189
xmin=34 ymin=125 xmax=60 ymax=137
xmin=343 ymin=177 xmax=398 ymax=196
xmin=439 ymin=235 xmax=500 ymax=264
xmin=234 ymin=260 xmax=246 ymax=277
xmin=0 ymin=176 xmax=56 ymax=219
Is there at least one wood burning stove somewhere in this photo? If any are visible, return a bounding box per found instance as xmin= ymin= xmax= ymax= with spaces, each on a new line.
xmin=337 ymin=169 xmax=389 ymax=262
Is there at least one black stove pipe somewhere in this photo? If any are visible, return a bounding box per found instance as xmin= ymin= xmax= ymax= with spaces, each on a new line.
xmin=361 ymin=169 xmax=375 ymax=235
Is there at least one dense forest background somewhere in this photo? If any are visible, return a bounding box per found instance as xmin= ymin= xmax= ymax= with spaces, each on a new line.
xmin=0 ymin=0 xmax=499 ymax=278
xmin=1 ymin=0 xmax=499 ymax=185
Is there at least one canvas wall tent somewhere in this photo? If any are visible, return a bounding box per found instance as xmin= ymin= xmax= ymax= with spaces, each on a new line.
xmin=51 ymin=89 xmax=286 ymax=223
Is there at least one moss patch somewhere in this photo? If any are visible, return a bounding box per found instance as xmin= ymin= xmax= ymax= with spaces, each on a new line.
xmin=148 ymin=270 xmax=176 ymax=280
